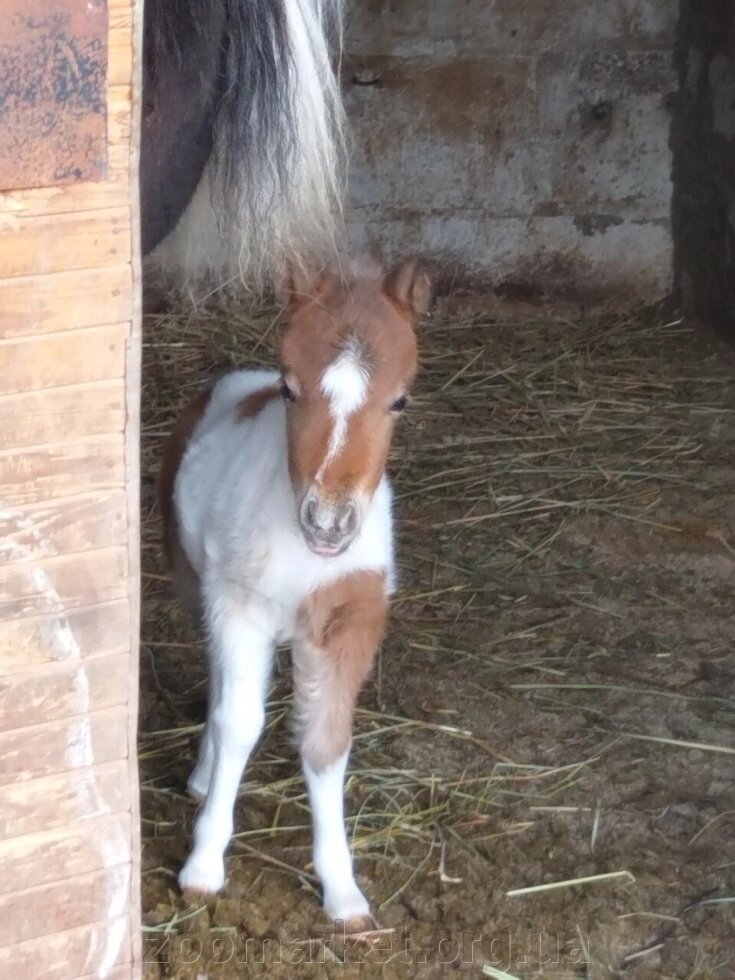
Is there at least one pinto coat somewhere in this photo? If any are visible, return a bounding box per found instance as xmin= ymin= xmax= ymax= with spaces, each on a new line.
xmin=160 ymin=257 xmax=430 ymax=921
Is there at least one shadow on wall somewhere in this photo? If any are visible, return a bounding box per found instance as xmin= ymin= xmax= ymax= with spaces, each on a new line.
xmin=672 ymin=0 xmax=735 ymax=341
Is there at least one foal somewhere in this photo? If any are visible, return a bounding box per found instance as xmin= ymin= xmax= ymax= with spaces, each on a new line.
xmin=160 ymin=256 xmax=430 ymax=922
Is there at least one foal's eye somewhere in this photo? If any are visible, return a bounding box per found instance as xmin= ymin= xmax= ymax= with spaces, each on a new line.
xmin=281 ymin=381 xmax=296 ymax=402
xmin=390 ymin=396 xmax=408 ymax=413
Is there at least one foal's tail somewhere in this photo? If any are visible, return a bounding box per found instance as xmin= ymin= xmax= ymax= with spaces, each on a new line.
xmin=145 ymin=0 xmax=346 ymax=297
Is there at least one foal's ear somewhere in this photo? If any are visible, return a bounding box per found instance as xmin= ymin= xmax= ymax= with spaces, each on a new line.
xmin=384 ymin=258 xmax=432 ymax=318
xmin=351 ymin=243 xmax=384 ymax=279
xmin=278 ymin=261 xmax=330 ymax=310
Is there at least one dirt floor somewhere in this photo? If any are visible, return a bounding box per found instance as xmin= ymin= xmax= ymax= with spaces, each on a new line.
xmin=139 ymin=297 xmax=735 ymax=979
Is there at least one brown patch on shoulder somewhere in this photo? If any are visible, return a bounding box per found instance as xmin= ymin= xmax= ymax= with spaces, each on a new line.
xmin=237 ymin=384 xmax=281 ymax=420
xmin=294 ymin=570 xmax=389 ymax=770
xmin=301 ymin=570 xmax=389 ymax=649
xmin=159 ymin=386 xmax=213 ymax=574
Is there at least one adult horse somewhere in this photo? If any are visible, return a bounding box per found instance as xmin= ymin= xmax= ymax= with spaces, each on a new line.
xmin=141 ymin=0 xmax=345 ymax=293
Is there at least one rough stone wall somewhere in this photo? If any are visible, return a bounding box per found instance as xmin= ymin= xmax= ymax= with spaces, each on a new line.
xmin=672 ymin=2 xmax=735 ymax=339
xmin=343 ymin=0 xmax=678 ymax=302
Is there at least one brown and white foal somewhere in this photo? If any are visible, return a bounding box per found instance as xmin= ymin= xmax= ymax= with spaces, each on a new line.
xmin=160 ymin=256 xmax=430 ymax=922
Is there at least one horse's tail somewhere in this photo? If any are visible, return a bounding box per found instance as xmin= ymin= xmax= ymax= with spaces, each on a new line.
xmin=146 ymin=0 xmax=346 ymax=298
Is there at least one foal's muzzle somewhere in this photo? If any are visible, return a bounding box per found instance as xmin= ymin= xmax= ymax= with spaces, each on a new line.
xmin=299 ymin=491 xmax=359 ymax=557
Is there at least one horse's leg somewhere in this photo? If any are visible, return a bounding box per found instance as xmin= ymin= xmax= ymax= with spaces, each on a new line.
xmin=179 ymin=591 xmax=274 ymax=893
xmin=187 ymin=657 xmax=219 ymax=802
xmin=293 ymin=573 xmax=388 ymax=922
xmin=140 ymin=0 xmax=225 ymax=255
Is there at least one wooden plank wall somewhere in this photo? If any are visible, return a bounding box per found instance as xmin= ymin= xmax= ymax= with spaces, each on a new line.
xmin=0 ymin=0 xmax=142 ymax=976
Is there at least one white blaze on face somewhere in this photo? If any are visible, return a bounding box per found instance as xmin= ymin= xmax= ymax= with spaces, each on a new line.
xmin=316 ymin=339 xmax=369 ymax=482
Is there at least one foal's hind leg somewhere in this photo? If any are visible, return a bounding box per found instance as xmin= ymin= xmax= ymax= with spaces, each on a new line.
xmin=294 ymin=572 xmax=388 ymax=922
xmin=179 ymin=594 xmax=274 ymax=893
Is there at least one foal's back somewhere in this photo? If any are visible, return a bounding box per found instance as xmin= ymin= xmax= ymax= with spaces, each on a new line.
xmin=176 ymin=370 xmax=285 ymax=521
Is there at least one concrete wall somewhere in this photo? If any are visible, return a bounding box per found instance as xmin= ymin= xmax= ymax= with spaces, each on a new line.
xmin=343 ymin=0 xmax=678 ymax=302
xmin=672 ymin=1 xmax=735 ymax=339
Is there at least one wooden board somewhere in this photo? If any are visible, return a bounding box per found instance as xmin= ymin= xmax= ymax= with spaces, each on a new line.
xmin=0 ymin=652 xmax=130 ymax=731
xmin=0 ymin=872 xmax=132 ymax=954
xmin=1 ymin=759 xmax=131 ymax=839
xmin=0 ymin=0 xmax=142 ymax=972
xmin=0 ymin=0 xmax=108 ymax=191
xmin=0 ymin=814 xmax=133 ymax=897
xmin=0 ymin=914 xmax=131 ymax=978
xmin=0 ymin=491 xmax=127 ymax=560
xmin=1 ymin=387 xmax=126 ymax=449
xmin=0 ymin=434 xmax=125 ymax=506
xmin=0 ymin=546 xmax=129 ymax=620
xmin=0 ymin=599 xmax=132 ymax=674
xmin=0 ymin=266 xmax=132 ymax=338
xmin=0 ymin=322 xmax=129 ymax=395
xmin=0 ymin=207 xmax=131 ymax=279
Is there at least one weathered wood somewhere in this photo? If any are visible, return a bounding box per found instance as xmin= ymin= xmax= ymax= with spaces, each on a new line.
xmin=0 ymin=546 xmax=128 ymax=620
xmin=0 ymin=385 xmax=126 ymax=447
xmin=0 ymin=208 xmax=131 ymax=279
xmin=0 ymin=706 xmax=128 ymax=785
xmin=110 ymin=6 xmax=133 ymax=30
xmin=0 ymin=0 xmax=143 ymax=969
xmin=124 ymin=0 xmax=144 ymax=968
xmin=0 ymin=266 xmax=132 ymax=339
xmin=81 ymin=965 xmax=134 ymax=980
xmin=0 ymin=599 xmax=131 ymax=673
xmin=0 ymin=873 xmax=131 ymax=954
xmin=1 ymin=323 xmax=129 ymax=396
xmin=109 ymin=26 xmax=134 ymax=87
xmin=0 ymin=434 xmax=125 ymax=507
xmin=0 ymin=86 xmax=132 ymax=221
xmin=0 ymin=0 xmax=108 ymax=191
xmin=0 ymin=813 xmax=132 ymax=898
xmin=0 ymin=921 xmax=131 ymax=977
xmin=0 ymin=491 xmax=127 ymax=563
xmin=1 ymin=759 xmax=130 ymax=839
xmin=0 ymin=170 xmax=130 ymax=220
xmin=0 ymin=653 xmax=130 ymax=732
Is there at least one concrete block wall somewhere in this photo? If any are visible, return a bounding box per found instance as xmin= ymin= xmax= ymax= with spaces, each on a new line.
xmin=342 ymin=0 xmax=678 ymax=302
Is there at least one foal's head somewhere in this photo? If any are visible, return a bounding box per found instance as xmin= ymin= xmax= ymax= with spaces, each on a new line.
xmin=279 ymin=256 xmax=430 ymax=557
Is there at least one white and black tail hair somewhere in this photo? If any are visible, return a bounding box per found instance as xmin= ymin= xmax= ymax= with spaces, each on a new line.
xmin=142 ymin=0 xmax=346 ymax=297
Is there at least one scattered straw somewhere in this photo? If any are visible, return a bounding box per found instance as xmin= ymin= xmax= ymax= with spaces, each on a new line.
xmin=137 ymin=297 xmax=735 ymax=968
xmin=507 ymin=870 xmax=635 ymax=896
xmin=618 ymin=733 xmax=735 ymax=756
xmin=142 ymin=903 xmax=207 ymax=933
xmin=482 ymin=965 xmax=522 ymax=980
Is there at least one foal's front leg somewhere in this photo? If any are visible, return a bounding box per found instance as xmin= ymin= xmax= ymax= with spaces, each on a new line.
xmin=187 ymin=659 xmax=220 ymax=802
xmin=179 ymin=596 xmax=274 ymax=893
xmin=294 ymin=572 xmax=388 ymax=922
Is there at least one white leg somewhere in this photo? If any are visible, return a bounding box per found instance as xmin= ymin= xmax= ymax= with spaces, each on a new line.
xmin=187 ymin=723 xmax=214 ymax=801
xmin=179 ymin=601 xmax=274 ymax=893
xmin=187 ymin=659 xmax=220 ymax=800
xmin=304 ymin=749 xmax=369 ymax=922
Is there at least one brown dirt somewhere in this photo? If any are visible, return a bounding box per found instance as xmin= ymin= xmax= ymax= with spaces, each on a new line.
xmin=139 ymin=298 xmax=735 ymax=979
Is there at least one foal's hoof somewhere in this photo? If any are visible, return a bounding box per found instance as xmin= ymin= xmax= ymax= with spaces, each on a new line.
xmin=339 ymin=913 xmax=377 ymax=936
xmin=178 ymin=852 xmax=225 ymax=895
xmin=323 ymin=885 xmax=371 ymax=926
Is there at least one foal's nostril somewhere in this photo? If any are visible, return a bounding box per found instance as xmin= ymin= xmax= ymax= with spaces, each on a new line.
xmin=336 ymin=503 xmax=357 ymax=536
xmin=300 ymin=493 xmax=359 ymax=549
xmin=304 ymin=498 xmax=318 ymax=530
